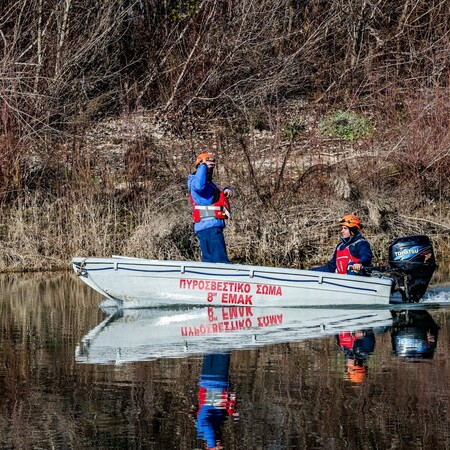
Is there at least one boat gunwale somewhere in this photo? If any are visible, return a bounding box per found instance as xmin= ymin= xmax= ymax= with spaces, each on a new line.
xmin=72 ymin=257 xmax=393 ymax=288
xmin=72 ymin=257 xmax=392 ymax=285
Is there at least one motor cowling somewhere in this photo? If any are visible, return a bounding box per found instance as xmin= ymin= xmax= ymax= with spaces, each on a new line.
xmin=388 ymin=235 xmax=436 ymax=302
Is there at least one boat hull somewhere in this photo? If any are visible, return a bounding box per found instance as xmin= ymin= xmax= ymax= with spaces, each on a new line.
xmin=72 ymin=257 xmax=394 ymax=308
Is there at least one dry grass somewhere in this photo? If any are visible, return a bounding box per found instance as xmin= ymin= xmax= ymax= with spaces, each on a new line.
xmin=1 ymin=181 xmax=448 ymax=273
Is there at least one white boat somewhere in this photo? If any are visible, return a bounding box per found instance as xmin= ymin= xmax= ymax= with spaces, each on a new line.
xmin=75 ymin=306 xmax=394 ymax=364
xmin=73 ymin=257 xmax=394 ymax=308
xmin=72 ymin=234 xmax=436 ymax=309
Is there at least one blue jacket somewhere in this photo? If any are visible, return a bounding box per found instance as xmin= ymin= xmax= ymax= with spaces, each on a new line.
xmin=312 ymin=233 xmax=372 ymax=273
xmin=188 ymin=164 xmax=230 ymax=233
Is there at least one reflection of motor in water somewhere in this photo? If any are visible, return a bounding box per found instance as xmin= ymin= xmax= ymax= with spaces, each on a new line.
xmin=337 ymin=330 xmax=376 ymax=383
xmin=391 ymin=310 xmax=439 ymax=359
xmin=196 ymin=352 xmax=238 ymax=450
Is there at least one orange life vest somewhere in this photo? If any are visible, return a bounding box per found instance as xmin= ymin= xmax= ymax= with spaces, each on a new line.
xmin=335 ymin=239 xmax=363 ymax=274
xmin=190 ymin=190 xmax=231 ymax=223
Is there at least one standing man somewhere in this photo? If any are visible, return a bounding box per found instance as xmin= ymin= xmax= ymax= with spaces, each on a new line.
xmin=188 ymin=152 xmax=232 ymax=263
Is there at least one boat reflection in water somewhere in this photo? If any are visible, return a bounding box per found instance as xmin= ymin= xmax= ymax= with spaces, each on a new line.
xmin=76 ymin=305 xmax=440 ymax=449
xmin=75 ymin=305 xmax=441 ymax=367
xmin=75 ymin=306 xmax=395 ymax=364
xmin=76 ymin=306 xmax=394 ymax=449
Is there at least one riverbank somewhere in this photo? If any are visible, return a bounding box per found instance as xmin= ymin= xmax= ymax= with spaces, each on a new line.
xmin=0 ymin=108 xmax=449 ymax=272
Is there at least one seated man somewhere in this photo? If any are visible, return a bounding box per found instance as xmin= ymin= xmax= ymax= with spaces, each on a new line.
xmin=311 ymin=214 xmax=372 ymax=275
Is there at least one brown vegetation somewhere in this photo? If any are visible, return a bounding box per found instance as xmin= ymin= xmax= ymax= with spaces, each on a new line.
xmin=0 ymin=1 xmax=449 ymax=271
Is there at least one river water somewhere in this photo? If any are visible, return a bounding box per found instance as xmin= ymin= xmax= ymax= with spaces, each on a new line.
xmin=0 ymin=268 xmax=449 ymax=450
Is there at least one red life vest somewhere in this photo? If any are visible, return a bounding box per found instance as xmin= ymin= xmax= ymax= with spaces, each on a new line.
xmin=197 ymin=386 xmax=237 ymax=416
xmin=190 ymin=190 xmax=231 ymax=223
xmin=338 ymin=332 xmax=357 ymax=350
xmin=335 ymin=239 xmax=363 ymax=274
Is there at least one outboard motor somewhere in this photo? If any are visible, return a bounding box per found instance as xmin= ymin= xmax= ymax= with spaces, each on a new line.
xmin=388 ymin=235 xmax=436 ymax=302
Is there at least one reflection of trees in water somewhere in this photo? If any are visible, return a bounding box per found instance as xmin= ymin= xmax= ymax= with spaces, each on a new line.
xmin=0 ymin=273 xmax=108 ymax=448
xmin=0 ymin=278 xmax=448 ymax=449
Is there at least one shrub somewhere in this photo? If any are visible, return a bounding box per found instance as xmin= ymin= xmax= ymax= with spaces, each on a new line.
xmin=283 ymin=121 xmax=306 ymax=141
xmin=320 ymin=110 xmax=373 ymax=142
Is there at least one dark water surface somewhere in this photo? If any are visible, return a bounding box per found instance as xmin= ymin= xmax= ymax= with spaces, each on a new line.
xmin=0 ymin=270 xmax=449 ymax=450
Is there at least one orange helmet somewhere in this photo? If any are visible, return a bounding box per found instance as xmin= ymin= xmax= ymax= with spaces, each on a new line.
xmin=194 ymin=152 xmax=215 ymax=168
xmin=345 ymin=362 xmax=367 ymax=383
xmin=339 ymin=214 xmax=362 ymax=231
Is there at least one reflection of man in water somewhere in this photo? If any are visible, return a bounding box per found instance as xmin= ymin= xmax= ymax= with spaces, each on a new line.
xmin=196 ymin=353 xmax=238 ymax=450
xmin=337 ymin=330 xmax=376 ymax=384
